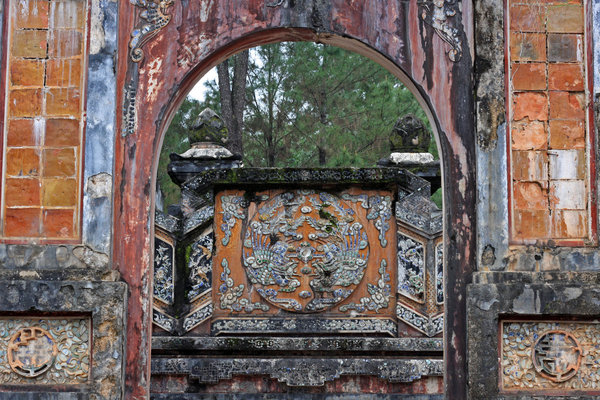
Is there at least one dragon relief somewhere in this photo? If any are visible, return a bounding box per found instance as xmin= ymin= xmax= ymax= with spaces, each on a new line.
xmin=242 ymin=191 xmax=370 ymax=313
xmin=129 ymin=0 xmax=174 ymax=62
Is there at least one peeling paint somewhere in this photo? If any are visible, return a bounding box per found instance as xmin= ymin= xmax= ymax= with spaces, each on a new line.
xmin=199 ymin=0 xmax=214 ymax=22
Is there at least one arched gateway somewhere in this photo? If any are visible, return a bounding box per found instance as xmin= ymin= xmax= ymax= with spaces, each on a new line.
xmin=113 ymin=1 xmax=475 ymax=397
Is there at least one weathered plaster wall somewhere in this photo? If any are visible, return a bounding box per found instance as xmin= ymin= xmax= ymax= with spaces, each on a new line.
xmin=82 ymin=0 xmax=117 ymax=254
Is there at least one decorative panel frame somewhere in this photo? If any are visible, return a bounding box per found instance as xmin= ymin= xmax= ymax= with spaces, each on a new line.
xmin=467 ymin=273 xmax=600 ymax=398
xmin=0 ymin=0 xmax=91 ymax=242
xmin=506 ymin=0 xmax=597 ymax=244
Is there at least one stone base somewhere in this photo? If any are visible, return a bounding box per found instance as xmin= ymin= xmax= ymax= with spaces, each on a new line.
xmin=0 ymin=281 xmax=126 ymax=398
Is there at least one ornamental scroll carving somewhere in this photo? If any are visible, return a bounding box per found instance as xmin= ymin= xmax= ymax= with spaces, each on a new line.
xmin=242 ymin=191 xmax=370 ymax=313
xmin=129 ymin=0 xmax=174 ymax=62
xmin=417 ymin=0 xmax=463 ymax=62
xmin=212 ymin=188 xmax=397 ymax=332
xmin=0 ymin=318 xmax=90 ymax=385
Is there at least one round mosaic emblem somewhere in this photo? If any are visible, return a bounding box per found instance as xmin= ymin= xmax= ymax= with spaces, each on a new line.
xmin=243 ymin=191 xmax=369 ymax=312
xmin=7 ymin=327 xmax=58 ymax=378
xmin=532 ymin=330 xmax=582 ymax=382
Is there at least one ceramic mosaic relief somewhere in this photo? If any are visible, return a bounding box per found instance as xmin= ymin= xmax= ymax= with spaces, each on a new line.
xmin=0 ymin=318 xmax=90 ymax=384
xmin=501 ymin=321 xmax=600 ymax=391
xmin=212 ymin=188 xmax=396 ymax=334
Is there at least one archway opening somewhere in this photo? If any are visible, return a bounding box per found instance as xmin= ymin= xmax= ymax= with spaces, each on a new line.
xmin=149 ymin=38 xmax=446 ymax=396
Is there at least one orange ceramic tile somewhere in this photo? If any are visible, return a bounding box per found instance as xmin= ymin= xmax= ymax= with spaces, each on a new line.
xmin=510 ymin=4 xmax=546 ymax=32
xmin=548 ymin=33 xmax=582 ymax=62
xmin=546 ymin=4 xmax=583 ymax=33
xmin=552 ymin=209 xmax=587 ymax=238
xmin=42 ymin=178 xmax=77 ymax=207
xmin=4 ymin=208 xmax=41 ymax=237
xmin=511 ymin=121 xmax=547 ymax=150
xmin=49 ymin=1 xmax=86 ymax=29
xmin=513 ymin=209 xmax=551 ymax=239
xmin=45 ymin=88 xmax=81 ymax=116
xmin=548 ymin=63 xmax=584 ymax=91
xmin=45 ymin=119 xmax=80 ymax=147
xmin=513 ymin=181 xmax=548 ymax=210
xmin=548 ymin=149 xmax=586 ymax=180
xmin=5 ymin=148 xmax=40 ymax=177
xmin=46 ymin=59 xmax=82 ymax=87
xmin=4 ymin=178 xmax=41 ymax=207
xmin=43 ymin=148 xmax=76 ymax=177
xmin=6 ymin=119 xmax=39 ymax=147
xmin=9 ymin=59 xmax=45 ymax=87
xmin=510 ymin=32 xmax=547 ymax=62
xmin=11 ymin=30 xmax=48 ymax=58
xmin=8 ymin=89 xmax=43 ymax=118
xmin=512 ymin=150 xmax=549 ymax=181
xmin=13 ymin=0 xmax=49 ymax=29
xmin=42 ymin=209 xmax=74 ymax=238
xmin=513 ymin=92 xmax=548 ymax=121
xmin=549 ymin=120 xmax=585 ymax=149
xmin=549 ymin=91 xmax=585 ymax=119
xmin=549 ymin=180 xmax=586 ymax=209
xmin=48 ymin=30 xmax=83 ymax=58
xmin=511 ymin=63 xmax=547 ymax=91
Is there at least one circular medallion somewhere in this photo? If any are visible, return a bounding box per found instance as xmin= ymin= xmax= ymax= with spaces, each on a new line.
xmin=532 ymin=330 xmax=582 ymax=382
xmin=243 ymin=191 xmax=369 ymax=312
xmin=8 ymin=327 xmax=57 ymax=378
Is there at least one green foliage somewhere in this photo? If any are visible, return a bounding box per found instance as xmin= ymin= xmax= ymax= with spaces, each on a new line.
xmin=431 ymin=188 xmax=443 ymax=209
xmin=157 ymin=97 xmax=203 ymax=207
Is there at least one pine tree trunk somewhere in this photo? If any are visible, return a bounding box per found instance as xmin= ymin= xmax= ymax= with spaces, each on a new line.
xmin=217 ymin=50 xmax=249 ymax=157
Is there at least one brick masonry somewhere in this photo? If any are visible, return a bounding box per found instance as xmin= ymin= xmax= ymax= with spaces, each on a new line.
xmin=1 ymin=0 xmax=88 ymax=241
xmin=509 ymin=0 xmax=591 ymax=242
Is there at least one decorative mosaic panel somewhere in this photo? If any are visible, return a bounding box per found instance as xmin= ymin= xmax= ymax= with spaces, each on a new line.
xmin=501 ymin=321 xmax=600 ymax=391
xmin=397 ymin=232 xmax=425 ymax=303
xmin=435 ymin=243 xmax=443 ymax=305
xmin=395 ymin=226 xmax=443 ymax=337
xmin=213 ymin=188 xmax=396 ymax=329
xmin=154 ymin=236 xmax=175 ymax=305
xmin=187 ymin=231 xmax=213 ymax=302
xmin=0 ymin=318 xmax=90 ymax=384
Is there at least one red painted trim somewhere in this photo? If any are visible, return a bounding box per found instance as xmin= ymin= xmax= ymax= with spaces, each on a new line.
xmin=0 ymin=0 xmax=11 ymax=236
xmin=585 ymin=0 xmax=598 ymax=243
xmin=504 ymin=0 xmax=514 ymax=244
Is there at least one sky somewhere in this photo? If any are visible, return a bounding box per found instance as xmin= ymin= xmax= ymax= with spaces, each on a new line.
xmin=187 ymin=67 xmax=218 ymax=101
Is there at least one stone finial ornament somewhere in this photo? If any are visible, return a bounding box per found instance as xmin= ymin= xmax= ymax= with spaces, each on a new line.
xmin=190 ymin=108 xmax=229 ymax=146
xmin=390 ymin=114 xmax=430 ymax=154
xmin=168 ymin=108 xmax=241 ymax=186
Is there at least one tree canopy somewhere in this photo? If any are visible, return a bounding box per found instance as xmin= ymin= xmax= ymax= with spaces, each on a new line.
xmin=158 ymin=42 xmax=437 ymax=207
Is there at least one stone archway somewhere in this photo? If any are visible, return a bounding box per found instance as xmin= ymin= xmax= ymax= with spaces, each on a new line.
xmin=113 ymin=1 xmax=475 ymax=398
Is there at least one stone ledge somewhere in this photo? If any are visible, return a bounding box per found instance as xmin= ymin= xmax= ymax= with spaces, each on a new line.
xmin=151 ymin=336 xmax=443 ymax=355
